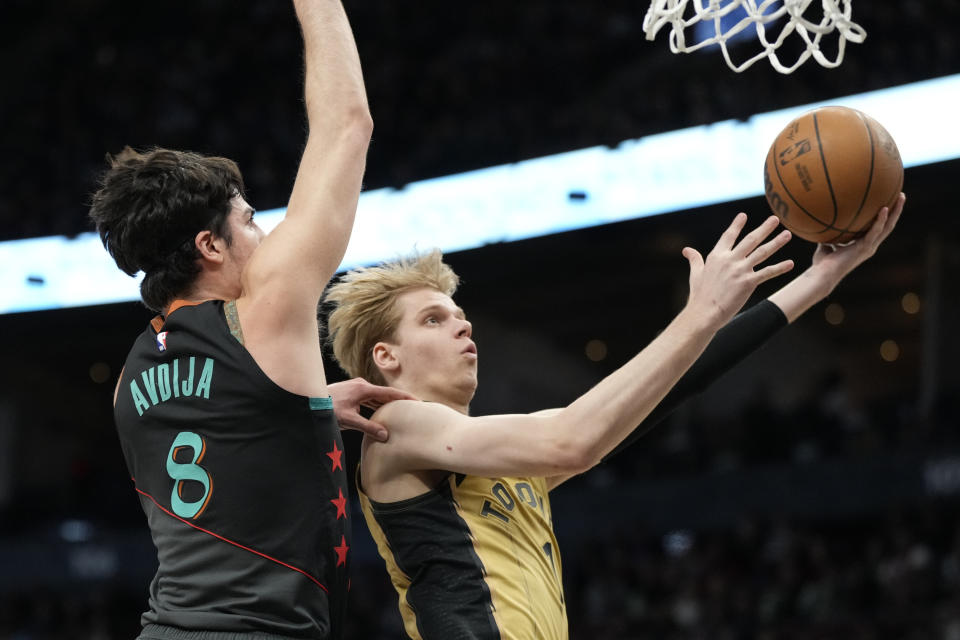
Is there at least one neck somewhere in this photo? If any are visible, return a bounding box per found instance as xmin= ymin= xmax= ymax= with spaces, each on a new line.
xmin=176 ymin=272 xmax=240 ymax=310
xmin=164 ymin=290 xmax=216 ymax=317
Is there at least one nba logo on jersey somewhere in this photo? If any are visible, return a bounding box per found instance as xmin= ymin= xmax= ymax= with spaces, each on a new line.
xmin=156 ymin=331 xmax=169 ymax=352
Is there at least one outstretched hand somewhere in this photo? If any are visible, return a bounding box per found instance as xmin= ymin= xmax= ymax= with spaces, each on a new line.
xmin=682 ymin=213 xmax=794 ymax=329
xmin=328 ymin=378 xmax=417 ymax=442
xmin=809 ymin=193 xmax=905 ymax=282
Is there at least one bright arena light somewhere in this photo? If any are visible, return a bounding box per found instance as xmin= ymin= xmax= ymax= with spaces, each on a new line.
xmin=3 ymin=74 xmax=959 ymax=314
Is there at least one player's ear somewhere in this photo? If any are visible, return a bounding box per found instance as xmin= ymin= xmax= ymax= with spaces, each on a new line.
xmin=372 ymin=342 xmax=399 ymax=375
xmin=195 ymin=229 xmax=225 ymax=264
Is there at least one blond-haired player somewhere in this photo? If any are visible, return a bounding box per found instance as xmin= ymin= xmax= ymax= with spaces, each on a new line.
xmin=326 ymin=199 xmax=903 ymax=639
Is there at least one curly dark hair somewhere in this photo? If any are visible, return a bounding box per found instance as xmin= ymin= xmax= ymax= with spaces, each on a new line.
xmin=89 ymin=146 xmax=245 ymax=311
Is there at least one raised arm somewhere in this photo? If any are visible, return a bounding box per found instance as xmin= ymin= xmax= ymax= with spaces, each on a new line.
xmin=595 ymin=298 xmax=787 ymax=467
xmin=580 ymin=194 xmax=905 ymax=479
xmin=245 ymin=0 xmax=372 ymax=299
xmin=368 ymin=215 xmax=794 ymax=480
xmin=236 ymin=1 xmax=372 ymax=396
xmin=375 ymin=202 xmax=903 ymax=487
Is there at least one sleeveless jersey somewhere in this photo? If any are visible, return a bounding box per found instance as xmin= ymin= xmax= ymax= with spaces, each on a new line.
xmin=115 ymin=300 xmax=350 ymax=639
xmin=358 ymin=471 xmax=567 ymax=640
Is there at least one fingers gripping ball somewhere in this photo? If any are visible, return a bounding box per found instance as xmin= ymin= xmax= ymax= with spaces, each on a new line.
xmin=764 ymin=106 xmax=903 ymax=244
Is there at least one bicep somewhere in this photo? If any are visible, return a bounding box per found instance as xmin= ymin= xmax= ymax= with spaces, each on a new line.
xmin=442 ymin=415 xmax=567 ymax=477
xmin=243 ymin=125 xmax=372 ymax=307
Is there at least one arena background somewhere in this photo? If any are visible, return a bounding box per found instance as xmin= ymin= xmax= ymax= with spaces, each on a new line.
xmin=1 ymin=1 xmax=959 ymax=638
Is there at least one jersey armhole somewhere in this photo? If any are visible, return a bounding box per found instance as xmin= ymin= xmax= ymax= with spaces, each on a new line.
xmin=220 ymin=299 xmax=330 ymax=412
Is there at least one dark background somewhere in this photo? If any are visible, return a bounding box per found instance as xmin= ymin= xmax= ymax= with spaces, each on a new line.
xmin=1 ymin=1 xmax=959 ymax=638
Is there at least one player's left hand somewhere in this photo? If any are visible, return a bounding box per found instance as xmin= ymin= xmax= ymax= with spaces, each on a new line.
xmin=810 ymin=192 xmax=905 ymax=281
xmin=328 ymin=378 xmax=417 ymax=442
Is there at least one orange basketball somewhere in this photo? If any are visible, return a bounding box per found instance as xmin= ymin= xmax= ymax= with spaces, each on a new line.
xmin=763 ymin=106 xmax=903 ymax=244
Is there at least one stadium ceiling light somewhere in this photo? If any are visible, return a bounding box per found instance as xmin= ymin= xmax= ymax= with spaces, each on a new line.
xmin=2 ymin=74 xmax=958 ymax=315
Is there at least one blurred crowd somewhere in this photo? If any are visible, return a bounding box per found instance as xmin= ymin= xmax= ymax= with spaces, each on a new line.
xmin=3 ymin=379 xmax=959 ymax=639
xmin=566 ymin=504 xmax=960 ymax=640
xmin=604 ymin=372 xmax=960 ymax=481
xmin=2 ymin=1 xmax=959 ymax=241
xmin=4 ymin=503 xmax=959 ymax=639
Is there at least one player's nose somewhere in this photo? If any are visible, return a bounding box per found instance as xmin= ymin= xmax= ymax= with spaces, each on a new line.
xmin=457 ymin=319 xmax=472 ymax=339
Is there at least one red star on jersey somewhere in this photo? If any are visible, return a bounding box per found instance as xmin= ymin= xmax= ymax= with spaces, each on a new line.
xmin=334 ymin=535 xmax=349 ymax=567
xmin=331 ymin=487 xmax=347 ymax=520
xmin=326 ymin=441 xmax=343 ymax=472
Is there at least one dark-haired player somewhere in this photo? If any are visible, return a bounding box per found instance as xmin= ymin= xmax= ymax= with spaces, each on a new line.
xmin=89 ymin=2 xmax=410 ymax=639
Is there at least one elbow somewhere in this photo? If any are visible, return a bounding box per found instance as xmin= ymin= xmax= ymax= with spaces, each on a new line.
xmin=337 ymin=106 xmax=373 ymax=155
xmin=344 ymin=104 xmax=374 ymax=139
xmin=329 ymin=103 xmax=374 ymax=143
xmin=304 ymin=94 xmax=373 ymax=141
xmin=305 ymin=91 xmax=373 ymax=133
xmin=305 ymin=107 xmax=373 ymax=163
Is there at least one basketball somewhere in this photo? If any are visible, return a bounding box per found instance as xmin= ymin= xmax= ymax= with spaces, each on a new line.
xmin=763 ymin=106 xmax=903 ymax=244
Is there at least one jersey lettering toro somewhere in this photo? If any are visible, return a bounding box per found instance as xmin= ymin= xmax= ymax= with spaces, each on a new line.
xmin=115 ymin=300 xmax=350 ymax=639
xmin=359 ymin=472 xmax=567 ymax=639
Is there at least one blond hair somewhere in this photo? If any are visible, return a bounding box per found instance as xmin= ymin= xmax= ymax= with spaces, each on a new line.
xmin=325 ymin=250 xmax=459 ymax=384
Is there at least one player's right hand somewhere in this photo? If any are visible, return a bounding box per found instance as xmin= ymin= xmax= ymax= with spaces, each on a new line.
xmin=328 ymin=378 xmax=418 ymax=442
xmin=682 ymin=213 xmax=794 ymax=329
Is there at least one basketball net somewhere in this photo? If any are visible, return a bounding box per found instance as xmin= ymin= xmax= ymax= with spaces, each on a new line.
xmin=643 ymin=0 xmax=866 ymax=73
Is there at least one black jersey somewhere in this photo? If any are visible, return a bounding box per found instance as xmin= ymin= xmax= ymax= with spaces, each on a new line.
xmin=115 ymin=300 xmax=350 ymax=639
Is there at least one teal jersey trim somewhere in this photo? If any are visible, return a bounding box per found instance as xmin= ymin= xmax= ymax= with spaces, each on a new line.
xmin=309 ymin=396 xmax=333 ymax=411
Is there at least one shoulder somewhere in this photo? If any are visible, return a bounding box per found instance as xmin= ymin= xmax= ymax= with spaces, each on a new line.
xmin=362 ymin=401 xmax=458 ymax=490
xmin=372 ymin=400 xmax=461 ymax=432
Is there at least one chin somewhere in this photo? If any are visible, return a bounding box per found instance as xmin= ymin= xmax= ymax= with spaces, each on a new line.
xmin=463 ymin=377 xmax=479 ymax=397
xmin=449 ymin=371 xmax=477 ymax=393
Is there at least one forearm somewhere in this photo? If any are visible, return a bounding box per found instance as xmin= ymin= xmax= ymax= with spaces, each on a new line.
xmin=255 ymin=0 xmax=370 ymax=289
xmin=295 ymin=0 xmax=370 ymax=132
xmin=767 ymin=264 xmax=838 ymax=323
xmin=556 ymin=306 xmax=718 ymax=467
xmin=601 ymin=300 xmax=787 ymax=461
xmin=596 ymin=259 xmax=872 ymax=463
xmin=545 ymin=213 xmax=795 ymax=471
xmin=597 ymin=265 xmax=840 ymax=462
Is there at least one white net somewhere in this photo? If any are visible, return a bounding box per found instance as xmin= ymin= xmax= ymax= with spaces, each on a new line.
xmin=642 ymin=0 xmax=866 ymax=74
